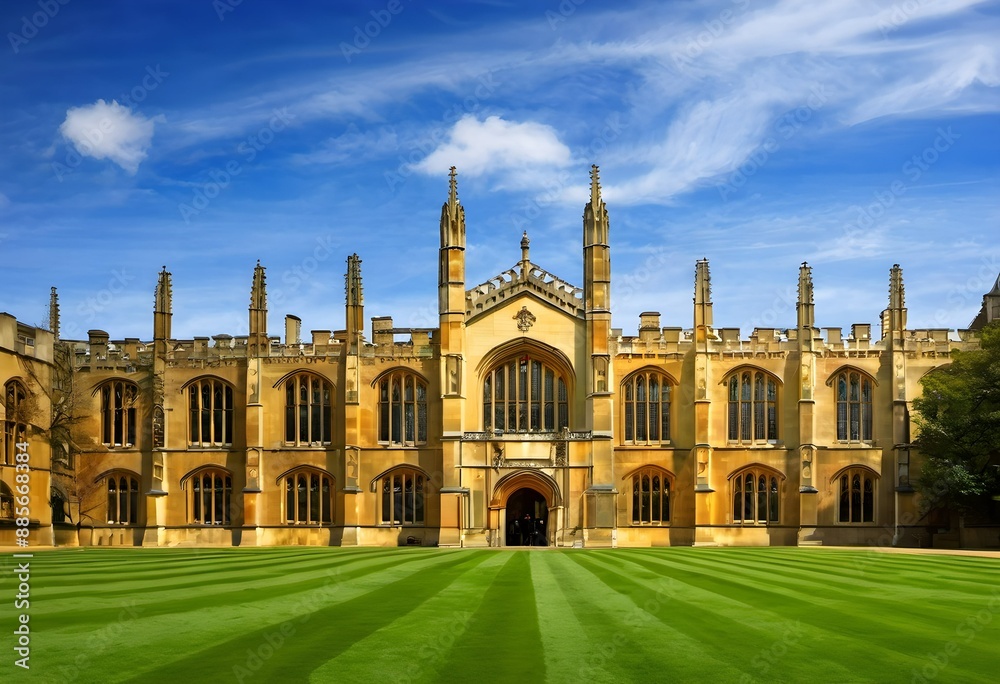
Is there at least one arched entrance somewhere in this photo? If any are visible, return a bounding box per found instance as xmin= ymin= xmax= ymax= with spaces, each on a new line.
xmin=506 ymin=487 xmax=548 ymax=546
xmin=491 ymin=470 xmax=561 ymax=547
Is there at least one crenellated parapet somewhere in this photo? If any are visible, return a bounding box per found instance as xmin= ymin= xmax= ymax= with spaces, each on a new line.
xmin=466 ymin=259 xmax=583 ymax=321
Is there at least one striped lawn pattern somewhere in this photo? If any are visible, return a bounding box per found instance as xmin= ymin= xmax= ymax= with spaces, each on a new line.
xmin=3 ymin=547 xmax=998 ymax=683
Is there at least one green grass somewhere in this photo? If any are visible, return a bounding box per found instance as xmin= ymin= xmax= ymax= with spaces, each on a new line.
xmin=2 ymin=547 xmax=998 ymax=683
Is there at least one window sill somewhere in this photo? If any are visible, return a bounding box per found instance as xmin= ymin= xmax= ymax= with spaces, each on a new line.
xmin=619 ymin=442 xmax=673 ymax=448
xmin=628 ymin=523 xmax=671 ymax=527
xmin=377 ymin=523 xmax=426 ymax=528
xmin=377 ymin=443 xmax=427 ymax=449
xmin=283 ymin=522 xmax=335 ymax=527
xmin=729 ymin=521 xmax=780 ymax=526
xmin=187 ymin=445 xmax=234 ymax=450
xmin=833 ymin=521 xmax=877 ymax=526
xmin=282 ymin=443 xmax=333 ymax=449
xmin=726 ymin=441 xmax=782 ymax=449
xmin=833 ymin=441 xmax=876 ymax=448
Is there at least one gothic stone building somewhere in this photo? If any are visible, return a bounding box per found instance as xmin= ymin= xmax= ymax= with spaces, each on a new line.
xmin=3 ymin=166 xmax=999 ymax=549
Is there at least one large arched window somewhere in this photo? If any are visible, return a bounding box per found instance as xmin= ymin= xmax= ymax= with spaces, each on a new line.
xmin=378 ymin=371 xmax=427 ymax=445
xmin=622 ymin=371 xmax=671 ymax=444
xmin=836 ymin=467 xmax=877 ymax=523
xmin=105 ymin=473 xmax=139 ymax=524
xmin=379 ymin=468 xmax=425 ymax=525
xmin=285 ymin=374 xmax=332 ymax=446
xmin=282 ymin=469 xmax=334 ymax=525
xmin=629 ymin=468 xmax=671 ymax=525
xmin=185 ymin=468 xmax=232 ymax=525
xmin=731 ymin=467 xmax=781 ymax=525
xmin=100 ymin=380 xmax=138 ymax=448
xmin=483 ymin=356 xmax=567 ymax=432
xmin=727 ymin=370 xmax=778 ymax=443
xmin=3 ymin=380 xmax=28 ymax=465
xmin=187 ymin=378 xmax=234 ymax=447
xmin=834 ymin=371 xmax=873 ymax=442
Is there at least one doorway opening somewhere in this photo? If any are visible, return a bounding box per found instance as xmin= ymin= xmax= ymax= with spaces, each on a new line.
xmin=506 ymin=487 xmax=548 ymax=546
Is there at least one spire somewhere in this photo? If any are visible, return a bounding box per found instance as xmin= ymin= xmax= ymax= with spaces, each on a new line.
xmin=48 ymin=286 xmax=60 ymax=340
xmin=345 ymin=253 xmax=363 ymax=307
xmin=440 ymin=166 xmax=466 ymax=248
xmin=520 ymin=231 xmax=530 ymax=274
xmin=249 ymin=261 xmax=268 ymax=355
xmin=345 ymin=253 xmax=364 ymax=350
xmin=584 ymin=164 xmax=608 ymax=246
xmin=889 ymin=263 xmax=904 ymax=311
xmin=250 ymin=260 xmax=267 ymax=311
xmin=153 ymin=267 xmax=172 ymax=341
xmin=797 ymin=262 xmax=814 ymax=330
xmin=882 ymin=263 xmax=907 ymax=339
xmin=439 ymin=167 xmax=467 ymax=318
xmin=448 ymin=166 xmax=458 ymax=214
xmin=154 ymin=266 xmax=172 ymax=314
xmin=693 ymin=258 xmax=713 ymax=341
xmin=590 ymin=164 xmax=601 ymax=210
xmin=694 ymin=258 xmax=712 ymax=307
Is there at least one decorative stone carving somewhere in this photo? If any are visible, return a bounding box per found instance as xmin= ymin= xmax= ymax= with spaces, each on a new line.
xmin=513 ymin=306 xmax=536 ymax=332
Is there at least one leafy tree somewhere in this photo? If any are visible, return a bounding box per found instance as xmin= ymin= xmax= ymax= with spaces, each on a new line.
xmin=912 ymin=321 xmax=1000 ymax=521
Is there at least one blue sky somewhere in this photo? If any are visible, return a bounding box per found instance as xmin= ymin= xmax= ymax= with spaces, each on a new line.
xmin=1 ymin=0 xmax=998 ymax=341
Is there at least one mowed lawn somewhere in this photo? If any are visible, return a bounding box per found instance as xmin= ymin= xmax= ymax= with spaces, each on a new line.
xmin=4 ymin=547 xmax=999 ymax=683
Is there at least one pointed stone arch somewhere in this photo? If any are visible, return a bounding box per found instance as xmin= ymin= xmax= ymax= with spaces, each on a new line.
xmin=490 ymin=469 xmax=561 ymax=508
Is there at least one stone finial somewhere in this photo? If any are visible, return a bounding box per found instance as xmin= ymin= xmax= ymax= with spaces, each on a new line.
xmin=694 ymin=258 xmax=712 ymax=305
xmin=590 ymin=164 xmax=601 ymax=208
xmin=250 ymin=260 xmax=267 ymax=310
xmin=799 ymin=262 xmax=813 ymax=305
xmin=346 ymin=253 xmax=363 ymax=306
xmin=889 ymin=263 xmax=904 ymax=310
xmin=154 ymin=266 xmax=172 ymax=314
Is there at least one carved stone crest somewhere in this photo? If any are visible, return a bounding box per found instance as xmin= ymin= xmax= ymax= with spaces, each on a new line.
xmin=513 ymin=306 xmax=536 ymax=332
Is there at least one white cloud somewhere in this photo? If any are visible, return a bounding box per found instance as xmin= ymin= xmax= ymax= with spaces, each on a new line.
xmin=59 ymin=100 xmax=159 ymax=174
xmin=415 ymin=115 xmax=572 ymax=184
